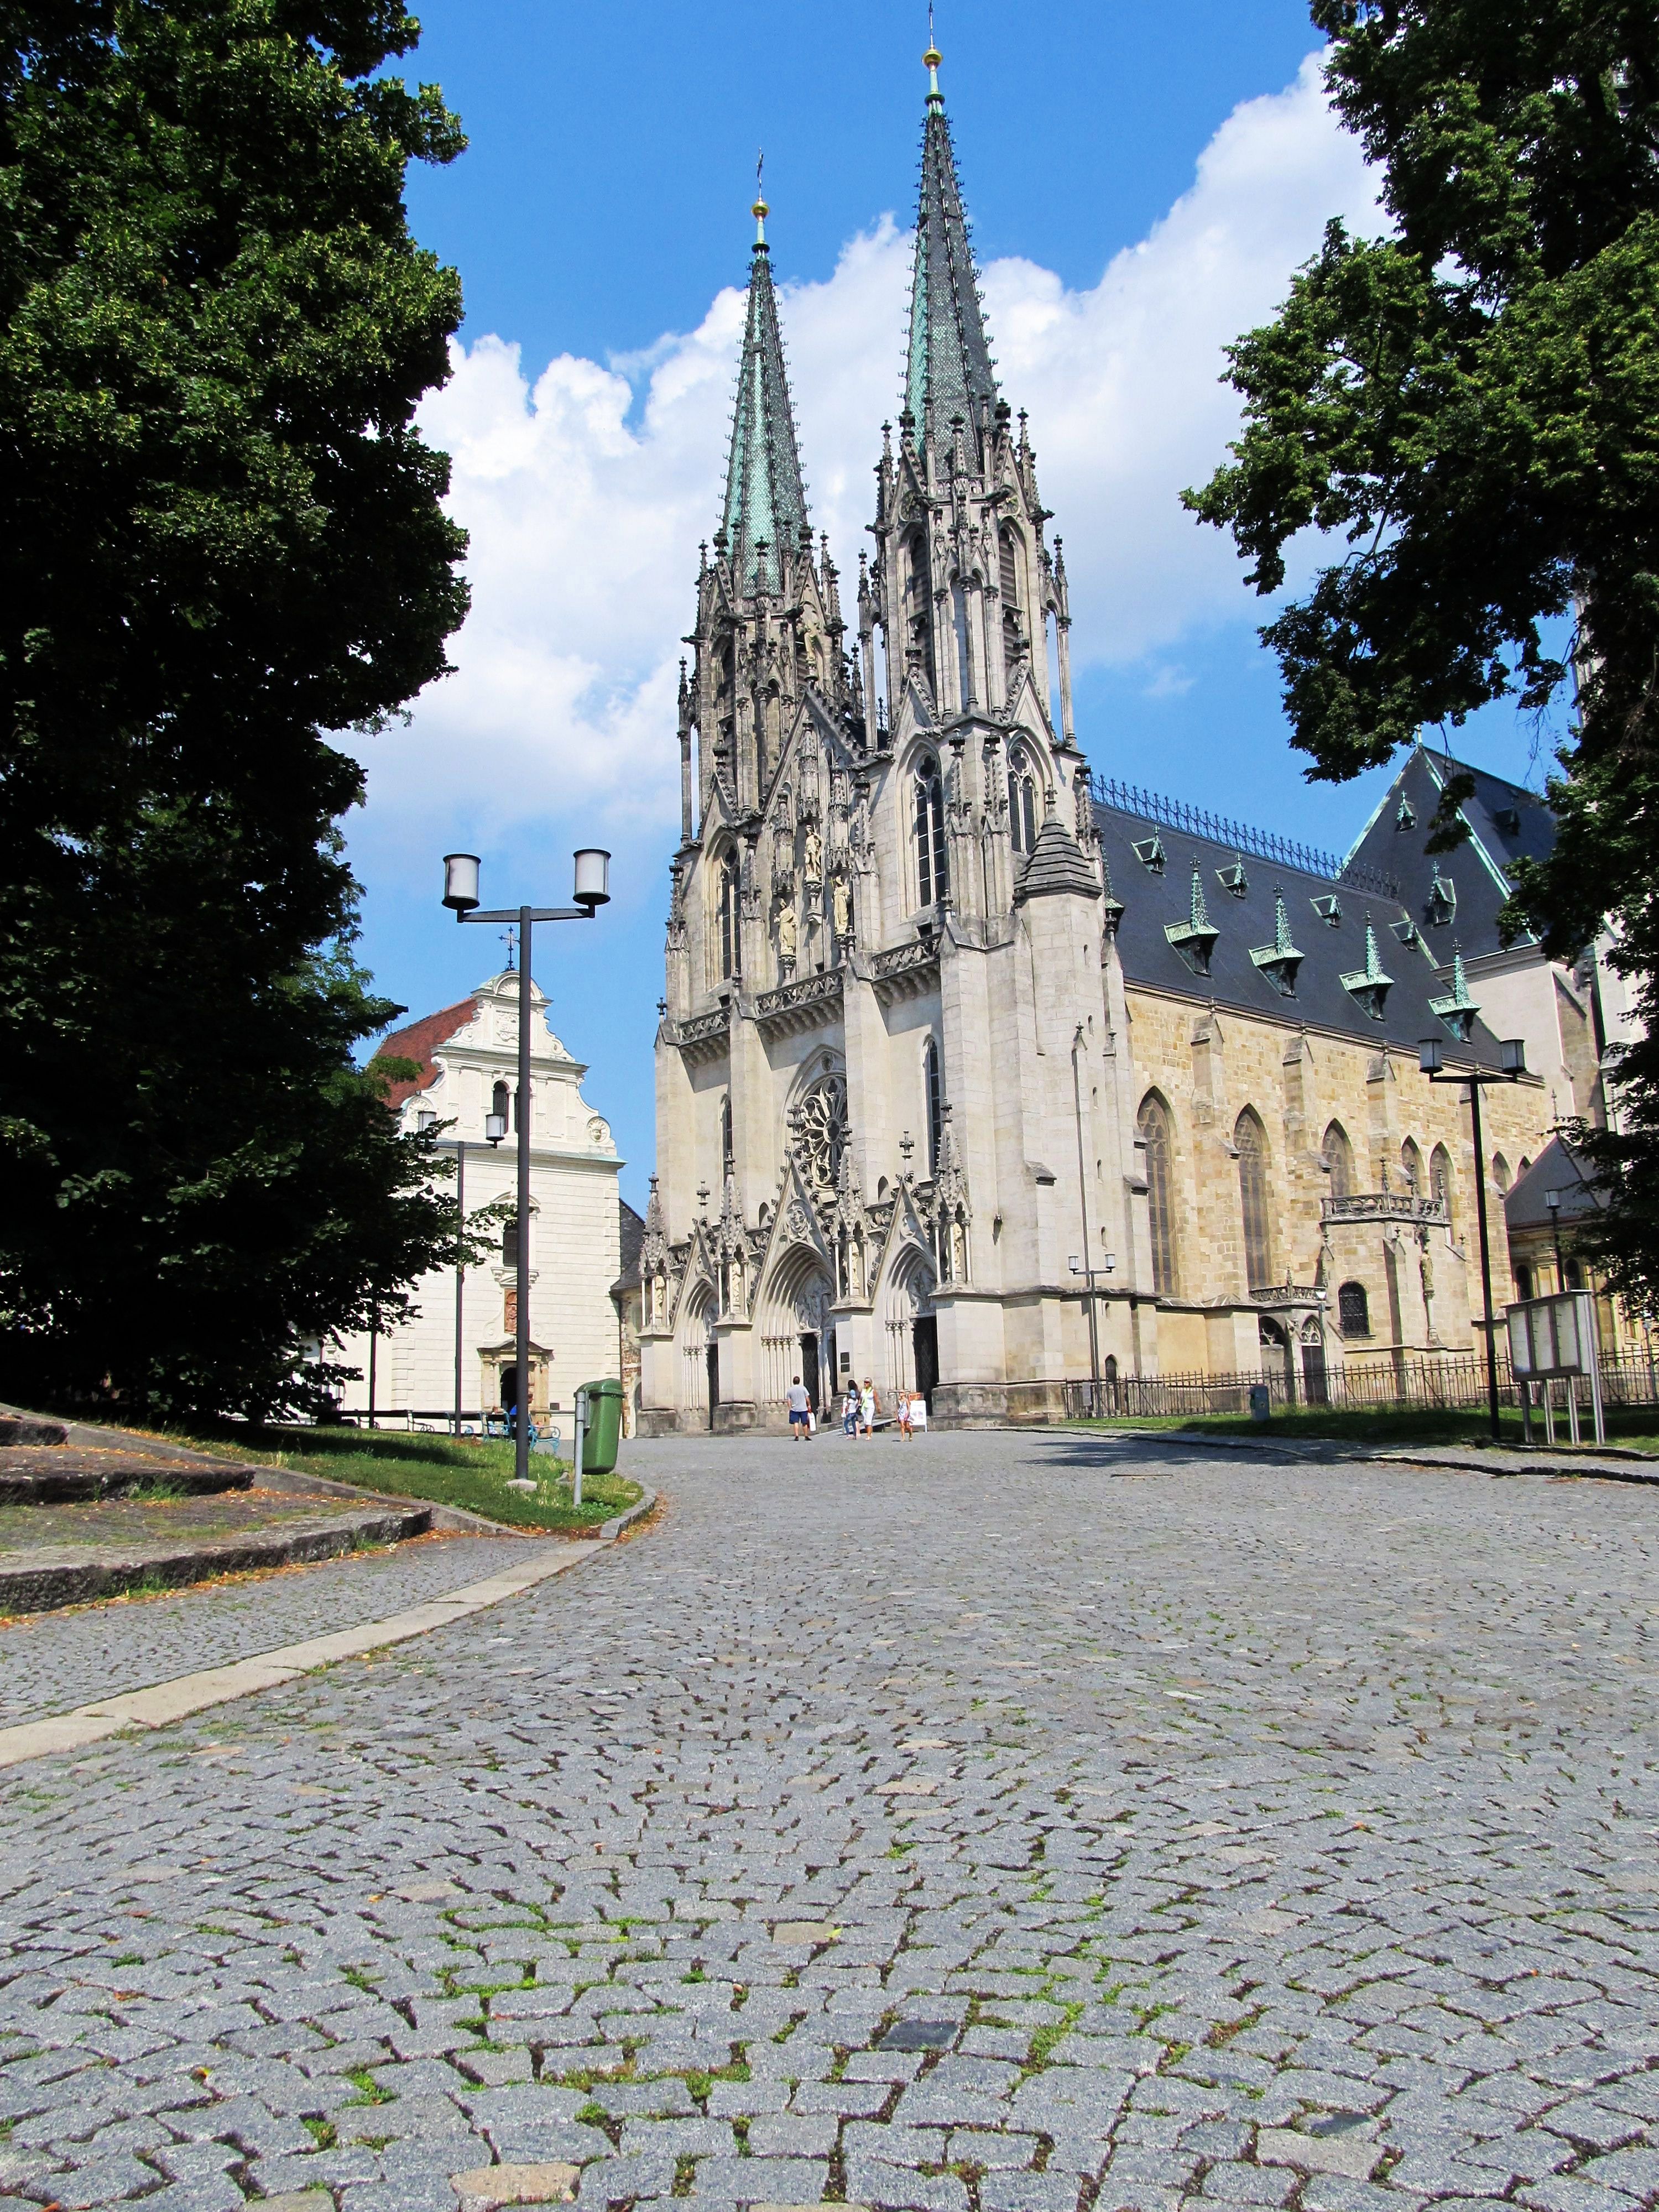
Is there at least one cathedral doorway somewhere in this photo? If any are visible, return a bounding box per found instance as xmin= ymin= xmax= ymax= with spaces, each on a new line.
xmin=912 ymin=1316 xmax=939 ymax=1410
xmin=706 ymin=1340 xmax=720 ymax=1428
xmin=800 ymin=1332 xmax=821 ymax=1412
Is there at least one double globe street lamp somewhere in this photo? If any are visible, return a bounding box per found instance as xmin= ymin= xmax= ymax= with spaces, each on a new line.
xmin=442 ymin=848 xmax=611 ymax=1485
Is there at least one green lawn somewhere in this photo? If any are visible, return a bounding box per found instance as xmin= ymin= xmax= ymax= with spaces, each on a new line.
xmin=115 ymin=1422 xmax=646 ymax=1533
xmin=1066 ymin=1404 xmax=1659 ymax=1454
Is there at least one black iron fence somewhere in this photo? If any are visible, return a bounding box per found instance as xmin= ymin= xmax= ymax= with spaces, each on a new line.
xmin=1062 ymin=1347 xmax=1659 ymax=1421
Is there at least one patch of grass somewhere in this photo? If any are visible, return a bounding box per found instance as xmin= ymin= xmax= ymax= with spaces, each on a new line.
xmin=301 ymin=2117 xmax=337 ymax=2150
xmin=341 ymin=2065 xmax=394 ymax=2106
xmin=1026 ymin=2002 xmax=1083 ymax=2071
xmin=672 ymin=2154 xmax=696 ymax=2197
xmin=92 ymin=1418 xmax=645 ymax=1533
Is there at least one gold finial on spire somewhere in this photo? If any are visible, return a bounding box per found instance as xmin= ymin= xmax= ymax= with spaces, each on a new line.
xmin=924 ymin=2 xmax=942 ymax=95
xmin=752 ymin=148 xmax=769 ymax=246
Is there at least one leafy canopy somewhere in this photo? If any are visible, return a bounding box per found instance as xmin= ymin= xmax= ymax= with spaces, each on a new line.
xmin=0 ymin=2 xmax=479 ymax=1417
xmin=1187 ymin=0 xmax=1659 ymax=1311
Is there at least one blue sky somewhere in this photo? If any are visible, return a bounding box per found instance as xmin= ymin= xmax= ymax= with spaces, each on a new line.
xmin=347 ymin=1 xmax=1567 ymax=1210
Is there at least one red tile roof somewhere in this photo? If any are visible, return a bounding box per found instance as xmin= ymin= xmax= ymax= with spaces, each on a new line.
xmin=374 ymin=997 xmax=477 ymax=1113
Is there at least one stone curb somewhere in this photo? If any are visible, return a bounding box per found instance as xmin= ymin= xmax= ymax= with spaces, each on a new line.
xmin=598 ymin=1484 xmax=657 ymax=1543
xmin=0 ymin=1535 xmax=613 ymax=1768
xmin=0 ymin=1501 xmax=433 ymax=1619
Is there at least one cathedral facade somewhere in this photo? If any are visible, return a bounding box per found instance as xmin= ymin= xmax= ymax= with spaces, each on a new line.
xmin=636 ymin=47 xmax=1563 ymax=1433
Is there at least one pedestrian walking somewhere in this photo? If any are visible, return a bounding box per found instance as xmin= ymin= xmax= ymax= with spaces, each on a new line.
xmin=843 ymin=1380 xmax=860 ymax=1437
xmin=786 ymin=1374 xmax=812 ymax=1442
xmin=898 ymin=1391 xmax=913 ymax=1440
xmin=859 ymin=1377 xmax=876 ymax=1437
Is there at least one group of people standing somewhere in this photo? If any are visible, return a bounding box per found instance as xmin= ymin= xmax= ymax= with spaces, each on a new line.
xmin=782 ymin=1374 xmax=931 ymax=1440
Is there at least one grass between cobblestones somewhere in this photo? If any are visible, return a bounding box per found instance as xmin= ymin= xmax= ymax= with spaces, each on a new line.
xmin=1066 ymin=1402 xmax=1659 ymax=1452
xmin=138 ymin=1422 xmax=645 ymax=1533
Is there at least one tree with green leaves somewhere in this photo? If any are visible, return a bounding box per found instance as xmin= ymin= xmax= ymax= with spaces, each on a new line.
xmin=1187 ymin=0 xmax=1659 ymax=1311
xmin=0 ymin=2 xmax=478 ymax=1420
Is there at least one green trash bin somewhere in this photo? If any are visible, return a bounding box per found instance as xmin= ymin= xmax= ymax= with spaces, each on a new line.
xmin=580 ymin=1378 xmax=624 ymax=1477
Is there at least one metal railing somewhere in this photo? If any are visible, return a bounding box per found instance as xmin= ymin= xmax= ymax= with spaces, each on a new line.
xmin=1093 ymin=775 xmax=1399 ymax=900
xmin=1063 ymin=1348 xmax=1659 ymax=1420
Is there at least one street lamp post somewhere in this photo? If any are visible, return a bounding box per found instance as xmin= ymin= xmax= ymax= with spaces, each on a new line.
xmin=442 ymin=849 xmax=611 ymax=1484
xmin=1418 ymin=1034 xmax=1528 ymax=1443
xmin=1545 ymin=1186 xmax=1566 ymax=1291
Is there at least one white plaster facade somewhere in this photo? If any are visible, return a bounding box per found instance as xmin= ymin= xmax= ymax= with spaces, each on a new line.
xmin=337 ymin=970 xmax=622 ymax=1424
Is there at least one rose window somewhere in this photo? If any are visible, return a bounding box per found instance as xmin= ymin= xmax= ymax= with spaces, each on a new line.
xmin=795 ymin=1075 xmax=848 ymax=1196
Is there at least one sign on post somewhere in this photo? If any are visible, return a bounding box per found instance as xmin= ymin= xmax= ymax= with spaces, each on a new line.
xmin=1505 ymin=1290 xmax=1605 ymax=1447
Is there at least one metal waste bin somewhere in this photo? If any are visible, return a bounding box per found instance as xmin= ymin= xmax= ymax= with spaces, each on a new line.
xmin=580 ymin=1378 xmax=624 ymax=1476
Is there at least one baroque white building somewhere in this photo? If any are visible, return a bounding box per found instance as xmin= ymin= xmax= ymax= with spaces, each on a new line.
xmin=635 ymin=45 xmax=1562 ymax=1433
xmin=337 ymin=968 xmax=623 ymax=1424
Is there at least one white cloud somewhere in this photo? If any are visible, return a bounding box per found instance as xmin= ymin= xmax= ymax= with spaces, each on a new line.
xmin=348 ymin=50 xmax=1378 ymax=852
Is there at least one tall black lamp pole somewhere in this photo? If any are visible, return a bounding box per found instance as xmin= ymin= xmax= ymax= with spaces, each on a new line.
xmin=442 ymin=849 xmax=611 ymax=1484
xmin=1418 ymin=1034 xmax=1528 ymax=1443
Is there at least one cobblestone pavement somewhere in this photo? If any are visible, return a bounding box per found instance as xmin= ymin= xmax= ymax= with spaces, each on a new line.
xmin=0 ymin=1532 xmax=534 ymax=1723
xmin=2 ymin=1429 xmax=1657 ymax=2212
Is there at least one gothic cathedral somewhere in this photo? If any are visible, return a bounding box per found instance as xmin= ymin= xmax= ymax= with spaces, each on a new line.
xmin=637 ymin=44 xmax=1558 ymax=1432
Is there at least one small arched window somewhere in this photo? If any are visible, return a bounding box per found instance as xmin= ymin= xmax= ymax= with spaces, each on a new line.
xmin=1430 ymin=1142 xmax=1454 ymax=1234
xmin=925 ymin=1039 xmax=943 ymax=1174
xmin=1515 ymin=1262 xmax=1535 ymax=1301
xmin=1008 ymin=755 xmax=1039 ymax=855
xmin=1138 ymin=1092 xmax=1178 ymax=1297
xmin=1322 ymin=1121 xmax=1354 ymax=1201
xmin=1338 ymin=1281 xmax=1370 ymax=1338
xmin=914 ymin=757 xmax=948 ymax=909
xmin=999 ymin=526 xmax=1019 ymax=607
xmin=1400 ymin=1137 xmax=1423 ymax=1193
xmin=503 ymin=1215 xmax=524 ymax=1269
xmin=717 ymin=849 xmax=741 ymax=981
xmin=721 ymin=1094 xmax=733 ymax=1172
xmin=491 ymin=1080 xmax=509 ymax=1128
xmin=1235 ymin=1109 xmax=1272 ymax=1290
xmin=1491 ymin=1152 xmax=1512 ymax=1192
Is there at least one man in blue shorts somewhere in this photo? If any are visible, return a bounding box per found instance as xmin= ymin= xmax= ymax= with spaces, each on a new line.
xmin=786 ymin=1375 xmax=812 ymax=1440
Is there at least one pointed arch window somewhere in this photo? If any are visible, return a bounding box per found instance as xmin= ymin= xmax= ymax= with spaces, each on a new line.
xmin=721 ymin=1094 xmax=734 ymax=1173
xmin=1400 ymin=1136 xmax=1423 ymax=1194
xmin=1138 ymin=1092 xmax=1178 ymax=1297
xmin=492 ymin=1080 xmax=510 ymax=1129
xmin=1430 ymin=1142 xmax=1454 ymax=1235
xmin=717 ymin=849 xmax=741 ymax=981
xmin=999 ymin=526 xmax=1023 ymax=659
xmin=1338 ymin=1281 xmax=1370 ymax=1338
xmin=925 ymin=1039 xmax=943 ymax=1175
xmin=1235 ymin=1109 xmax=1273 ymax=1290
xmin=1322 ymin=1121 xmax=1354 ymax=1201
xmin=1008 ymin=752 xmax=1039 ymax=855
xmin=914 ymin=757 xmax=948 ymax=909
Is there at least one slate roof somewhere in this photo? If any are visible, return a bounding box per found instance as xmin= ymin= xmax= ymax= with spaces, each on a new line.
xmin=1093 ymin=794 xmax=1518 ymax=1070
xmin=1505 ymin=1136 xmax=1605 ymax=1232
xmin=1016 ymin=815 xmax=1102 ymax=902
xmin=373 ymin=998 xmax=474 ymax=1113
xmin=613 ymin=1198 xmax=647 ymax=1302
xmin=1344 ymin=742 xmax=1556 ymax=961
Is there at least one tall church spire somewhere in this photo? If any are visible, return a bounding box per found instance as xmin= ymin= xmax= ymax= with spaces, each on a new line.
xmin=721 ymin=165 xmax=810 ymax=596
xmin=903 ymin=35 xmax=998 ymax=448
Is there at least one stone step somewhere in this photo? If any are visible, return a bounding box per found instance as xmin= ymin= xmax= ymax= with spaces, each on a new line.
xmin=0 ymin=1417 xmax=68 ymax=1447
xmin=0 ymin=1448 xmax=255 ymax=1506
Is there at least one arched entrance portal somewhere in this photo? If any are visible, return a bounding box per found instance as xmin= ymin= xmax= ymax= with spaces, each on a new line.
xmin=883 ymin=1246 xmax=937 ymax=1407
xmin=759 ymin=1246 xmax=836 ymax=1416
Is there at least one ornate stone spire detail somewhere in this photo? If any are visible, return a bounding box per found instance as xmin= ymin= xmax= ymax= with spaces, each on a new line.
xmin=903 ymin=36 xmax=998 ymax=450
xmin=722 ymin=174 xmax=810 ymax=596
xmin=1166 ymin=865 xmax=1220 ymax=977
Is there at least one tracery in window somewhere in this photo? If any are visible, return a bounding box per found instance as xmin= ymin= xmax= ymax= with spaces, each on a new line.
xmin=1322 ymin=1121 xmax=1354 ymax=1200
xmin=1235 ymin=1109 xmax=1273 ymax=1289
xmin=794 ymin=1075 xmax=848 ymax=1198
xmin=1138 ymin=1092 xmax=1178 ymax=1297
xmin=914 ymin=757 xmax=948 ymax=909
xmin=1008 ymin=751 xmax=1039 ymax=855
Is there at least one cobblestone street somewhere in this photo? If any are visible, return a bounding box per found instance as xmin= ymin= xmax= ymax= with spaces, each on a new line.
xmin=1 ymin=1430 xmax=1656 ymax=2212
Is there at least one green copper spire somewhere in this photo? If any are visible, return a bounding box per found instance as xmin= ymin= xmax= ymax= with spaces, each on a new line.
xmin=1250 ymin=888 xmax=1305 ymax=998
xmin=721 ymin=175 xmax=810 ymax=595
xmin=1340 ymin=915 xmax=1394 ymax=1020
xmin=902 ymin=36 xmax=998 ymax=448
xmin=1429 ymin=945 xmax=1481 ymax=1041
